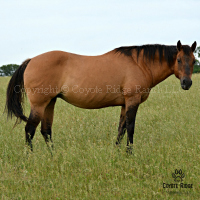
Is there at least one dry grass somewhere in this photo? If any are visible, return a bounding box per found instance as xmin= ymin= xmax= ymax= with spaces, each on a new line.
xmin=0 ymin=75 xmax=200 ymax=199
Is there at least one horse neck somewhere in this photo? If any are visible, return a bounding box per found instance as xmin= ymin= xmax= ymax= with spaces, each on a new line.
xmin=147 ymin=58 xmax=175 ymax=87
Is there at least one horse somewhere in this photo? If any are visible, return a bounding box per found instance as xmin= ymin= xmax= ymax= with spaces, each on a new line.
xmin=6 ymin=40 xmax=196 ymax=153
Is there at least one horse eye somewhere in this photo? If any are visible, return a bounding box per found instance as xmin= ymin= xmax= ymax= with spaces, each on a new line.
xmin=193 ymin=60 xmax=196 ymax=64
xmin=177 ymin=58 xmax=181 ymax=63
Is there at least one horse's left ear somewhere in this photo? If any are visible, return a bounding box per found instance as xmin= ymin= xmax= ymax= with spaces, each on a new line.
xmin=191 ymin=41 xmax=197 ymax=52
xmin=177 ymin=40 xmax=182 ymax=51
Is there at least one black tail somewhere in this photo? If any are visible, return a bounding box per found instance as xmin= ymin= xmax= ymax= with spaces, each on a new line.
xmin=5 ymin=59 xmax=31 ymax=124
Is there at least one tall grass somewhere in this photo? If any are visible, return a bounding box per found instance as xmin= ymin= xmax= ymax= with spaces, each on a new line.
xmin=0 ymin=75 xmax=200 ymax=199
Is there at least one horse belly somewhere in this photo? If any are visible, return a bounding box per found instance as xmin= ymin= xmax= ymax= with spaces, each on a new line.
xmin=61 ymin=85 xmax=125 ymax=109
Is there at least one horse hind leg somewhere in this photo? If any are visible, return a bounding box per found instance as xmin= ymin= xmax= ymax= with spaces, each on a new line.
xmin=40 ymin=97 xmax=57 ymax=155
xmin=25 ymin=110 xmax=41 ymax=151
xmin=25 ymin=101 xmax=49 ymax=151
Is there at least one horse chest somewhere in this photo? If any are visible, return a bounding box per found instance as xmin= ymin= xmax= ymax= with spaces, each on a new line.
xmin=141 ymin=90 xmax=150 ymax=103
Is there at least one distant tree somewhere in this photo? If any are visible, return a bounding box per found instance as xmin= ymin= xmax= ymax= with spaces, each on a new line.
xmin=194 ymin=46 xmax=200 ymax=73
xmin=0 ymin=64 xmax=19 ymax=76
xmin=194 ymin=46 xmax=200 ymax=58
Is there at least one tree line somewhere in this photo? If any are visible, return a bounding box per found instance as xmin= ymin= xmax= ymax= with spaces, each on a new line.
xmin=1 ymin=47 xmax=200 ymax=76
xmin=194 ymin=46 xmax=200 ymax=73
xmin=0 ymin=64 xmax=19 ymax=76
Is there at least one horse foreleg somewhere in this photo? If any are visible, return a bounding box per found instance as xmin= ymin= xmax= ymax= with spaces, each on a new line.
xmin=125 ymin=98 xmax=140 ymax=154
xmin=116 ymin=106 xmax=126 ymax=145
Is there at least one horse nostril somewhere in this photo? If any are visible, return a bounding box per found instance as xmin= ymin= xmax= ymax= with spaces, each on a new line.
xmin=182 ymin=79 xmax=186 ymax=85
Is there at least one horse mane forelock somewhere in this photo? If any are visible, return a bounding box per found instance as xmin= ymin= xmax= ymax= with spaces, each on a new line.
xmin=115 ymin=44 xmax=191 ymax=66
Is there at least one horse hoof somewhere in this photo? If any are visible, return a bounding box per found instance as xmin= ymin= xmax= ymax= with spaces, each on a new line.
xmin=126 ymin=145 xmax=133 ymax=155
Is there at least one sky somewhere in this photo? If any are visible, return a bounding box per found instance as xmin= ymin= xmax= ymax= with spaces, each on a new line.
xmin=0 ymin=0 xmax=200 ymax=66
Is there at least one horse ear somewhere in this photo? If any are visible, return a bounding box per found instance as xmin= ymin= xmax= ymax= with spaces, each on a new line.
xmin=177 ymin=40 xmax=182 ymax=51
xmin=191 ymin=41 xmax=197 ymax=52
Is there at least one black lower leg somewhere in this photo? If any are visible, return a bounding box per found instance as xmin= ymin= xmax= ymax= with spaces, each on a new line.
xmin=25 ymin=123 xmax=36 ymax=151
xmin=126 ymin=105 xmax=139 ymax=150
xmin=116 ymin=106 xmax=126 ymax=145
xmin=25 ymin=112 xmax=40 ymax=151
xmin=41 ymin=129 xmax=53 ymax=143
xmin=41 ymin=128 xmax=54 ymax=153
xmin=116 ymin=119 xmax=126 ymax=145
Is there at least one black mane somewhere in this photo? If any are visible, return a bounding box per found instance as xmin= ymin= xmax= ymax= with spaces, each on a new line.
xmin=115 ymin=44 xmax=191 ymax=66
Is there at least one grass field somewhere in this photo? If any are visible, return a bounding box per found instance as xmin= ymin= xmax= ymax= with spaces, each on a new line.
xmin=0 ymin=75 xmax=200 ymax=199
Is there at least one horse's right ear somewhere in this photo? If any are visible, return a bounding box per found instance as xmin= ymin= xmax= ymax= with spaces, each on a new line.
xmin=177 ymin=40 xmax=182 ymax=51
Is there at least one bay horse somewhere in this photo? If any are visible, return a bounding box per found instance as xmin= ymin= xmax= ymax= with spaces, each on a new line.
xmin=6 ymin=40 xmax=196 ymax=153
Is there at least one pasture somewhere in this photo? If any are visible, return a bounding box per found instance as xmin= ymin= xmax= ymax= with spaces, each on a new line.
xmin=0 ymin=75 xmax=200 ymax=199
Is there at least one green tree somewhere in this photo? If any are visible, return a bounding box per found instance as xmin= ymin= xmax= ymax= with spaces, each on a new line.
xmin=194 ymin=46 xmax=200 ymax=58
xmin=0 ymin=64 xmax=19 ymax=76
xmin=193 ymin=46 xmax=200 ymax=73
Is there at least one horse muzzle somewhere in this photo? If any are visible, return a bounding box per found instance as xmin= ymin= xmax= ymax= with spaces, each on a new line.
xmin=180 ymin=77 xmax=192 ymax=90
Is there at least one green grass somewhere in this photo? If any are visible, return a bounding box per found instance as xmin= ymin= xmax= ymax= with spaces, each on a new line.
xmin=0 ymin=75 xmax=200 ymax=199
